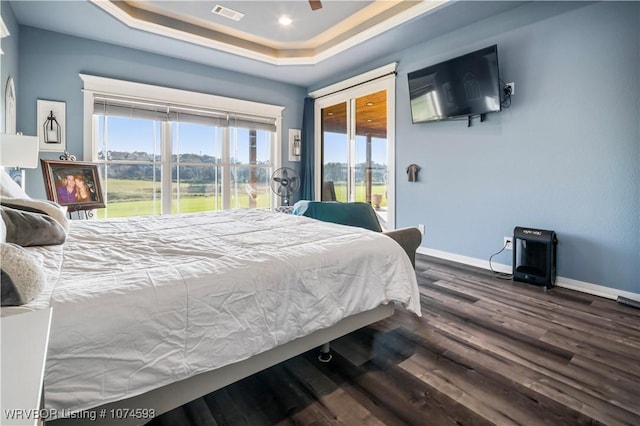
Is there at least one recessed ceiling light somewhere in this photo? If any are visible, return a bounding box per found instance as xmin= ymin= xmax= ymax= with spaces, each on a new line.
xmin=278 ymin=16 xmax=292 ymax=26
xmin=366 ymin=102 xmax=374 ymax=106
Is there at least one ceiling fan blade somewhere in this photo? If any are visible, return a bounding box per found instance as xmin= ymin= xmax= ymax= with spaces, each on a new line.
xmin=309 ymin=0 xmax=322 ymax=11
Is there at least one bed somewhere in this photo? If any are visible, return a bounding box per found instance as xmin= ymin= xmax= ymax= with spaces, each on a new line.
xmin=1 ymin=204 xmax=420 ymax=425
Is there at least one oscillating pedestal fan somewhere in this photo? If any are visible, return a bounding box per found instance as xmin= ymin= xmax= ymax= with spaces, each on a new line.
xmin=270 ymin=167 xmax=300 ymax=206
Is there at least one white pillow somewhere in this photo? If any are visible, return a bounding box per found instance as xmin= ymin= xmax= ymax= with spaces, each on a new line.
xmin=0 ymin=214 xmax=6 ymax=244
xmin=0 ymin=168 xmax=30 ymax=199
xmin=0 ymin=197 xmax=69 ymax=233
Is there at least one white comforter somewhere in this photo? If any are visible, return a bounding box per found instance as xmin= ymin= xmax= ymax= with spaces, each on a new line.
xmin=21 ymin=209 xmax=420 ymax=414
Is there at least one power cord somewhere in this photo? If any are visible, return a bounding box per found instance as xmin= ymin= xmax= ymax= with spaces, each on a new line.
xmin=489 ymin=241 xmax=513 ymax=280
xmin=500 ymin=79 xmax=512 ymax=108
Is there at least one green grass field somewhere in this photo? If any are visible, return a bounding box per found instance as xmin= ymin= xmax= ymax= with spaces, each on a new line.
xmin=99 ymin=178 xmax=387 ymax=218
xmin=333 ymin=183 xmax=387 ymax=207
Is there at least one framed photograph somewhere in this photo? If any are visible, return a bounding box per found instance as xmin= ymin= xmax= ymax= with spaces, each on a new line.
xmin=37 ymin=99 xmax=66 ymax=152
xmin=41 ymin=160 xmax=105 ymax=211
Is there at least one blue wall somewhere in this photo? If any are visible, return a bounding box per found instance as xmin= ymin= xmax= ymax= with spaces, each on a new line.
xmin=16 ymin=26 xmax=306 ymax=198
xmin=314 ymin=1 xmax=640 ymax=294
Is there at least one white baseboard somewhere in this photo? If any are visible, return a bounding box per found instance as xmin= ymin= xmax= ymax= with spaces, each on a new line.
xmin=417 ymin=247 xmax=512 ymax=274
xmin=417 ymin=247 xmax=640 ymax=302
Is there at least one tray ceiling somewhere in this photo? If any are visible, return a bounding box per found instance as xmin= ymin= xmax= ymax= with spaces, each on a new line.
xmin=93 ymin=1 xmax=444 ymax=64
xmin=9 ymin=1 xmax=539 ymax=86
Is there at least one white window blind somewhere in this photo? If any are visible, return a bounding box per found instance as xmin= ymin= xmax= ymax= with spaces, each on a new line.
xmin=93 ymin=96 xmax=277 ymax=132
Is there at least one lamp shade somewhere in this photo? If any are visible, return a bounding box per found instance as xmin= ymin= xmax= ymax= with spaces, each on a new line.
xmin=0 ymin=133 xmax=39 ymax=168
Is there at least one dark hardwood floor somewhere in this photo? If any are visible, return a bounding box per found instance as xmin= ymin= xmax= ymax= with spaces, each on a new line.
xmin=147 ymin=254 xmax=640 ymax=426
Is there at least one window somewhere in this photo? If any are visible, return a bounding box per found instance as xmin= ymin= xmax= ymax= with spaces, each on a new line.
xmin=81 ymin=75 xmax=283 ymax=218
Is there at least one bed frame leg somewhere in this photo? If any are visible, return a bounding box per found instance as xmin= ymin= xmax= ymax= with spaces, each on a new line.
xmin=318 ymin=342 xmax=332 ymax=363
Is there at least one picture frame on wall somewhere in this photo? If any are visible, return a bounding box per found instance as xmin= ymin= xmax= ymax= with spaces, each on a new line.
xmin=5 ymin=76 xmax=16 ymax=134
xmin=37 ymin=99 xmax=66 ymax=152
xmin=41 ymin=159 xmax=105 ymax=211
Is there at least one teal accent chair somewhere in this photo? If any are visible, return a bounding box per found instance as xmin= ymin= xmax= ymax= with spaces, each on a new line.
xmin=301 ymin=201 xmax=382 ymax=232
xmin=296 ymin=201 xmax=422 ymax=268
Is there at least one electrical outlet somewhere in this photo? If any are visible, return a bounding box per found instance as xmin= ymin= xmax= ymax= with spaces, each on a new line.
xmin=505 ymin=82 xmax=515 ymax=95
xmin=504 ymin=237 xmax=513 ymax=250
xmin=418 ymin=224 xmax=425 ymax=235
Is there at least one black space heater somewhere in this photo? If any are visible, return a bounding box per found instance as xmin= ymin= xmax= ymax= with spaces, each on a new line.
xmin=512 ymin=227 xmax=558 ymax=287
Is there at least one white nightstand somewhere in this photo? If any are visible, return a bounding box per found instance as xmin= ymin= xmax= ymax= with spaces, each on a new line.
xmin=1 ymin=308 xmax=53 ymax=426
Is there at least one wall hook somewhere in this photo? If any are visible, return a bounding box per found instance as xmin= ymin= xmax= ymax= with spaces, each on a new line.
xmin=406 ymin=164 xmax=420 ymax=182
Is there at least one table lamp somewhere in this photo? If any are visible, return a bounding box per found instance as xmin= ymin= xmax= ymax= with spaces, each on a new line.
xmin=1 ymin=133 xmax=39 ymax=190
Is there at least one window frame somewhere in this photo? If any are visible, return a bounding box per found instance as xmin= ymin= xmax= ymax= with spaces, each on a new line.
xmin=80 ymin=74 xmax=284 ymax=215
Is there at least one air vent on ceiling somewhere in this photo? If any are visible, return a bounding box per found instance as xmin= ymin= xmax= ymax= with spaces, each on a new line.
xmin=211 ymin=4 xmax=244 ymax=21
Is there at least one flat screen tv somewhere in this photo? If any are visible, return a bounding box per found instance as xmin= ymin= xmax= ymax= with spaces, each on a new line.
xmin=408 ymin=45 xmax=501 ymax=123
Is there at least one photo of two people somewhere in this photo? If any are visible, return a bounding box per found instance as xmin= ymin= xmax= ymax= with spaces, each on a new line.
xmin=42 ymin=160 xmax=105 ymax=210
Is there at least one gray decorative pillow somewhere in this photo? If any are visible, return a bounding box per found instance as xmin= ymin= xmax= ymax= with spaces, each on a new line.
xmin=0 ymin=205 xmax=67 ymax=246
xmin=1 ymin=243 xmax=45 ymax=306
xmin=0 ymin=197 xmax=69 ymax=233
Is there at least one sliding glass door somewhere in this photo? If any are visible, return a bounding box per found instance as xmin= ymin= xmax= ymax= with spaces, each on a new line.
xmin=354 ymin=90 xmax=388 ymax=214
xmin=315 ymin=77 xmax=395 ymax=228
xmin=319 ymin=101 xmax=349 ymax=202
